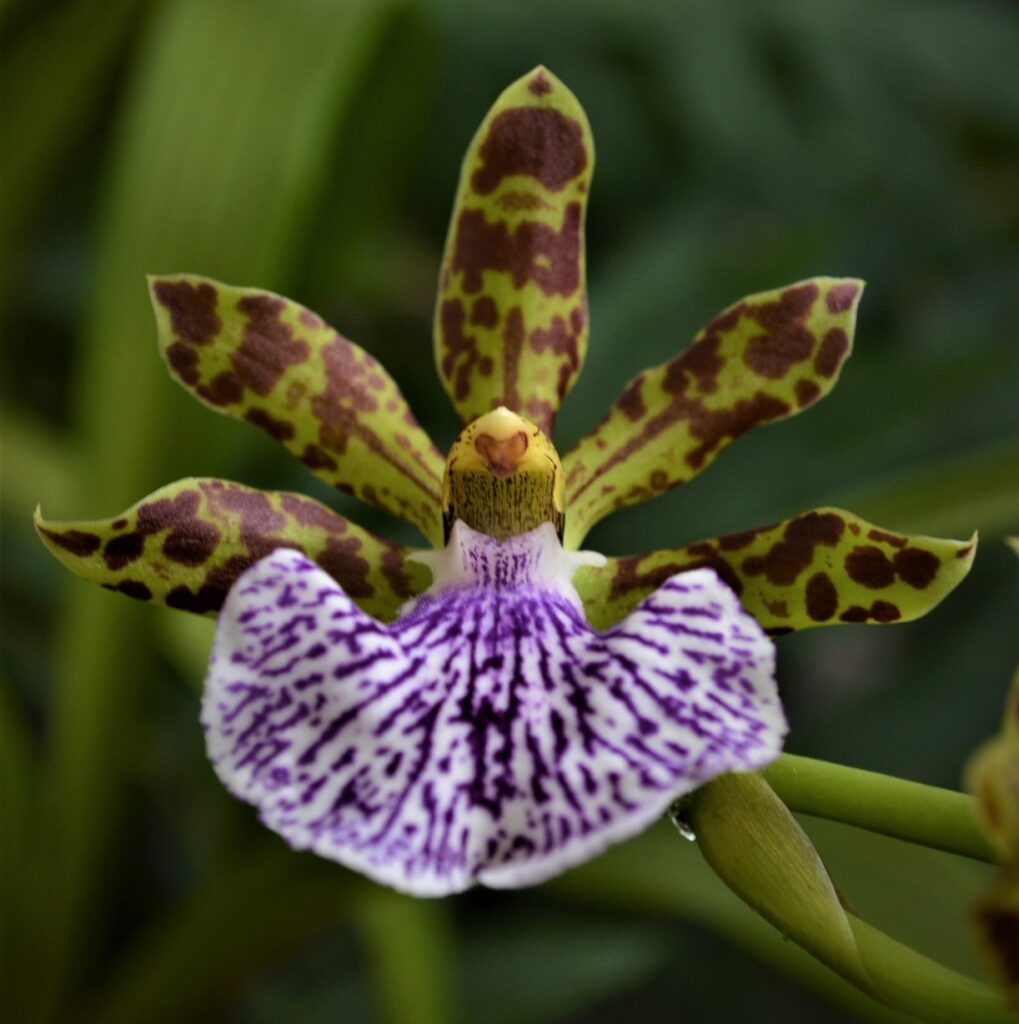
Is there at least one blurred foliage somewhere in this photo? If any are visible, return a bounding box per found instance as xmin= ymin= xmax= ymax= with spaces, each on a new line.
xmin=2 ymin=0 xmax=1018 ymax=1021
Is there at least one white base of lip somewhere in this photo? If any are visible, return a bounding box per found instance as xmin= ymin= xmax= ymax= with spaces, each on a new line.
xmin=406 ymin=520 xmax=606 ymax=610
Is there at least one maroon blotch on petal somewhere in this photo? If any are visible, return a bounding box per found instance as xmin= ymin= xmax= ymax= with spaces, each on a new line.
xmin=528 ymin=70 xmax=553 ymax=96
xmin=153 ymin=280 xmax=221 ymax=345
xmin=103 ymin=532 xmax=145 ymax=571
xmin=471 ymin=107 xmax=587 ymax=196
xmin=39 ymin=527 xmax=101 ymax=558
xmin=231 ymin=295 xmax=310 ymax=396
xmin=452 ymin=204 xmax=582 ymax=296
xmin=795 ymin=379 xmax=821 ymax=408
xmin=814 ymin=328 xmax=849 ymax=378
xmin=826 ymin=282 xmax=860 ymax=313
xmin=805 ymin=572 xmax=838 ymax=621
xmin=165 ymin=342 xmax=201 ymax=385
xmin=742 ymin=512 xmax=845 ymax=586
xmin=845 ymin=545 xmax=896 ymax=589
xmin=162 ymin=521 xmax=221 ymax=566
xmin=893 ymin=548 xmax=940 ymax=589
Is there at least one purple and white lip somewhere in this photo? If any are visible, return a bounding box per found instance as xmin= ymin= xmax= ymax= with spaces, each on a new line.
xmin=202 ymin=520 xmax=786 ymax=897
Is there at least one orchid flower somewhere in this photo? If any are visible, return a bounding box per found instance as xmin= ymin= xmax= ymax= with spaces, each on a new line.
xmin=37 ymin=67 xmax=975 ymax=897
xmin=967 ymin=540 xmax=1019 ymax=1010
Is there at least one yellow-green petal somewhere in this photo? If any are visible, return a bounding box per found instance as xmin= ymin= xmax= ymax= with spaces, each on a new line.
xmin=967 ymin=668 xmax=1019 ymax=1012
xmin=433 ymin=66 xmax=593 ymax=436
xmin=35 ymin=478 xmax=429 ymax=623
xmin=968 ymin=673 xmax=1019 ymax=863
xmin=974 ymin=864 xmax=1019 ymax=1014
xmin=150 ymin=275 xmax=445 ymax=546
xmin=562 ymin=277 xmax=863 ymax=549
xmin=574 ymin=507 xmax=976 ymax=632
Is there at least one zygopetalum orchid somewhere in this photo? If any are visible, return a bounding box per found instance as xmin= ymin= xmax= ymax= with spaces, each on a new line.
xmin=37 ymin=67 xmax=975 ymax=896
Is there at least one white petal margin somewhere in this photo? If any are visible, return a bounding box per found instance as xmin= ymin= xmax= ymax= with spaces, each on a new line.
xmin=203 ymin=523 xmax=786 ymax=897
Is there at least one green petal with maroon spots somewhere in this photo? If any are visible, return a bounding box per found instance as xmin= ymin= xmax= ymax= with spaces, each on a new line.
xmin=150 ymin=276 xmax=445 ymax=546
xmin=433 ymin=65 xmax=593 ymax=436
xmin=974 ymin=863 xmax=1019 ymax=1014
xmin=967 ymin=571 xmax=1019 ymax=1013
xmin=968 ymin=672 xmax=1019 ymax=863
xmin=562 ymin=278 xmax=863 ymax=549
xmin=35 ymin=478 xmax=429 ymax=623
xmin=573 ymin=507 xmax=976 ymax=633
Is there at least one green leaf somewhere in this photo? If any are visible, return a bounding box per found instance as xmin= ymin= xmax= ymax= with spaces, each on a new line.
xmin=434 ymin=65 xmax=594 ymax=435
xmin=563 ymin=277 xmax=863 ymax=549
xmin=32 ymin=2 xmax=395 ymax=1018
xmin=77 ymin=844 xmax=369 ymax=1024
xmin=836 ymin=437 xmax=1019 ymax=541
xmin=0 ymin=674 xmax=36 ymax=999
xmin=150 ymin=275 xmax=445 ymax=546
xmin=0 ymin=0 xmax=142 ymax=273
xmin=574 ymin=506 xmax=975 ymax=633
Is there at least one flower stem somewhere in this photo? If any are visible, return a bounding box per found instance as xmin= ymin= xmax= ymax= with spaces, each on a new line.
xmin=691 ymin=771 xmax=1010 ymax=1024
xmin=845 ymin=912 xmax=1008 ymax=1024
xmin=762 ymin=754 xmax=995 ymax=863
xmin=354 ymin=891 xmax=457 ymax=1024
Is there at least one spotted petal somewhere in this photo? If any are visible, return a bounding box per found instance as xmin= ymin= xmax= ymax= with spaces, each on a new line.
xmin=573 ymin=508 xmax=977 ymax=633
xmin=562 ymin=278 xmax=863 ymax=548
xmin=968 ymin=673 xmax=1019 ymax=863
xmin=203 ymin=524 xmax=783 ymax=896
xmin=35 ymin=478 xmax=428 ymax=622
xmin=974 ymin=864 xmax=1019 ymax=1013
xmin=434 ymin=66 xmax=593 ymax=436
xmin=150 ymin=276 xmax=445 ymax=545
xmin=967 ymin=653 xmax=1019 ymax=1009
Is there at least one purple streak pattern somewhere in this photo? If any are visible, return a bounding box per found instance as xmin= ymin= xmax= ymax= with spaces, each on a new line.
xmin=203 ymin=525 xmax=784 ymax=896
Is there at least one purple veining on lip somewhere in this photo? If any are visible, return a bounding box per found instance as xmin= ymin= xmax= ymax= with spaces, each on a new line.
xmin=203 ymin=527 xmax=785 ymax=896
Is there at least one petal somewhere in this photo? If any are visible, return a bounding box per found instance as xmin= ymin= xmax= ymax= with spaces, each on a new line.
xmin=433 ymin=66 xmax=593 ymax=436
xmin=562 ymin=278 xmax=863 ymax=548
xmin=150 ymin=276 xmax=445 ymax=545
xmin=202 ymin=545 xmax=783 ymax=896
xmin=975 ymin=863 xmax=1019 ymax=1011
xmin=573 ymin=508 xmax=977 ymax=633
xmin=35 ymin=478 xmax=428 ymax=622
xmin=967 ymin=673 xmax=1019 ymax=862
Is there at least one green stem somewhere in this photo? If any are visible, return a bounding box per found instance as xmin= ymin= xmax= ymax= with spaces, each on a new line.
xmin=763 ymin=754 xmax=995 ymax=863
xmin=846 ymin=913 xmax=1007 ymax=1024
xmin=690 ymin=771 xmax=1009 ymax=1024
xmin=355 ymin=892 xmax=457 ymax=1024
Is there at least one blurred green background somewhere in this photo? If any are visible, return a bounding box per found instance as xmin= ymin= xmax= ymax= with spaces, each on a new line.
xmin=2 ymin=1 xmax=1018 ymax=1021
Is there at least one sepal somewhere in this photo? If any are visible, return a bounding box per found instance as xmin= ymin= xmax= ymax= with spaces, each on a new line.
xmin=563 ymin=278 xmax=863 ymax=548
xmin=433 ymin=67 xmax=594 ymax=435
xmin=35 ymin=477 xmax=428 ymax=622
xmin=150 ymin=275 xmax=445 ymax=545
xmin=574 ymin=507 xmax=976 ymax=633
